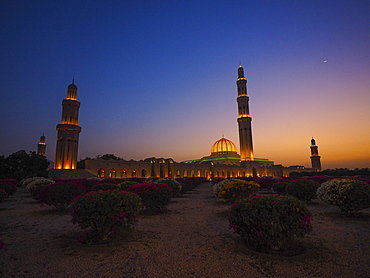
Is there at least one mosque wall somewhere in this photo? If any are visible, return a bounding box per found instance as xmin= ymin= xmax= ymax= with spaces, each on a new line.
xmin=82 ymin=157 xmax=284 ymax=180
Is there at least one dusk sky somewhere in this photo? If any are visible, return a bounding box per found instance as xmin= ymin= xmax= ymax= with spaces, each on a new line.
xmin=1 ymin=0 xmax=369 ymax=170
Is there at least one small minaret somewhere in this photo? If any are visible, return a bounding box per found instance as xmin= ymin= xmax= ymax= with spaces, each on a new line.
xmin=37 ymin=134 xmax=46 ymax=156
xmin=54 ymin=80 xmax=82 ymax=169
xmin=237 ymin=64 xmax=254 ymax=162
xmin=310 ymin=138 xmax=322 ymax=171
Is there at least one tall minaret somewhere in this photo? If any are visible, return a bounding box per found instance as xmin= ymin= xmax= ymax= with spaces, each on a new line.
xmin=37 ymin=134 xmax=46 ymax=156
xmin=54 ymin=80 xmax=81 ymax=169
xmin=237 ymin=64 xmax=254 ymax=162
xmin=310 ymin=138 xmax=322 ymax=171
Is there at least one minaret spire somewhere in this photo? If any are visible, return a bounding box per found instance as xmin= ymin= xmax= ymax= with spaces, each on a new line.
xmin=310 ymin=137 xmax=322 ymax=171
xmin=37 ymin=134 xmax=46 ymax=156
xmin=54 ymin=81 xmax=82 ymax=169
xmin=236 ymin=64 xmax=254 ymax=162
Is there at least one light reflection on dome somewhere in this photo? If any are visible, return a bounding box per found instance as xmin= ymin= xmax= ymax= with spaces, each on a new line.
xmin=211 ymin=137 xmax=237 ymax=154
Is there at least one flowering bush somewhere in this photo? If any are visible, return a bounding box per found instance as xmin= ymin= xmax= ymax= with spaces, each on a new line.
xmin=0 ymin=189 xmax=8 ymax=203
xmin=272 ymin=182 xmax=288 ymax=194
xmin=316 ymin=179 xmax=343 ymax=205
xmin=317 ymin=179 xmax=370 ymax=213
xmin=213 ymin=179 xmax=260 ymax=201
xmin=145 ymin=176 xmax=160 ymax=183
xmin=285 ymin=179 xmax=320 ymax=202
xmin=21 ymin=177 xmax=55 ymax=191
xmin=71 ymin=190 xmax=141 ymax=241
xmin=229 ymin=195 xmax=312 ymax=252
xmin=91 ymin=183 xmax=119 ymax=192
xmin=79 ymin=179 xmax=100 ymax=191
xmin=176 ymin=177 xmax=206 ymax=193
xmin=0 ymin=180 xmax=17 ymax=196
xmin=0 ymin=234 xmax=7 ymax=252
xmin=127 ymin=182 xmax=173 ymax=211
xmin=253 ymin=177 xmax=279 ymax=191
xmin=97 ymin=178 xmax=118 ymax=185
xmin=118 ymin=181 xmax=139 ymax=190
xmin=37 ymin=182 xmax=86 ymax=211
xmin=157 ymin=177 xmax=182 ymax=197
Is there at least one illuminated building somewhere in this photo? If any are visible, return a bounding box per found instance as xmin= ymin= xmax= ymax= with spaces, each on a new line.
xmin=237 ymin=65 xmax=254 ymax=162
xmin=37 ymin=134 xmax=46 ymax=156
xmin=54 ymin=80 xmax=81 ymax=170
xmin=48 ymin=66 xmax=320 ymax=179
xmin=310 ymin=138 xmax=322 ymax=171
xmin=184 ymin=136 xmax=240 ymax=165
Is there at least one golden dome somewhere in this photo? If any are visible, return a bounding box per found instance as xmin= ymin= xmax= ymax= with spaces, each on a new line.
xmin=211 ymin=137 xmax=237 ymax=154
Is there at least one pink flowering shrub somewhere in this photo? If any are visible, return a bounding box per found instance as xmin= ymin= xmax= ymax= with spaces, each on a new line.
xmin=285 ymin=179 xmax=320 ymax=203
xmin=228 ymin=195 xmax=312 ymax=252
xmin=127 ymin=182 xmax=173 ymax=211
xmin=91 ymin=183 xmax=119 ymax=192
xmin=0 ymin=189 xmax=8 ymax=204
xmin=0 ymin=179 xmax=18 ymax=196
xmin=118 ymin=181 xmax=139 ymax=190
xmin=37 ymin=182 xmax=86 ymax=211
xmin=176 ymin=177 xmax=206 ymax=193
xmin=71 ymin=190 xmax=141 ymax=241
xmin=157 ymin=178 xmax=182 ymax=197
xmin=272 ymin=182 xmax=289 ymax=194
xmin=80 ymin=179 xmax=100 ymax=191
xmin=0 ymin=234 xmax=7 ymax=252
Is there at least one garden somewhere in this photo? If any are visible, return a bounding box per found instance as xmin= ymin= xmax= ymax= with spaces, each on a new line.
xmin=0 ymin=175 xmax=369 ymax=277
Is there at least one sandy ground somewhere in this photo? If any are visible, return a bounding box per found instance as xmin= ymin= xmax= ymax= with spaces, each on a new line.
xmin=0 ymin=182 xmax=370 ymax=278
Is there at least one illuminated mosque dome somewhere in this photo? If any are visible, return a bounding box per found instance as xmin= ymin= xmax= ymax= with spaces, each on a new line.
xmin=211 ymin=136 xmax=237 ymax=154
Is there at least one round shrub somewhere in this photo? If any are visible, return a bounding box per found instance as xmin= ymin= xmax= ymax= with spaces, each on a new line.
xmin=157 ymin=177 xmax=182 ymax=197
xmin=79 ymin=179 xmax=100 ymax=191
xmin=127 ymin=182 xmax=173 ymax=211
xmin=285 ymin=179 xmax=320 ymax=202
xmin=145 ymin=176 xmax=160 ymax=183
xmin=229 ymin=195 xmax=312 ymax=252
xmin=176 ymin=177 xmax=202 ymax=193
xmin=23 ymin=177 xmax=55 ymax=191
xmin=0 ymin=182 xmax=17 ymax=196
xmin=0 ymin=189 xmax=8 ymax=203
xmin=91 ymin=183 xmax=119 ymax=192
xmin=37 ymin=182 xmax=86 ymax=211
xmin=30 ymin=184 xmax=49 ymax=200
xmin=317 ymin=179 xmax=370 ymax=213
xmin=97 ymin=178 xmax=118 ymax=185
xmin=118 ymin=181 xmax=139 ymax=191
xmin=213 ymin=179 xmax=260 ymax=201
xmin=71 ymin=190 xmax=141 ymax=241
xmin=253 ymin=177 xmax=278 ymax=191
xmin=272 ymin=182 xmax=288 ymax=194
xmin=0 ymin=179 xmax=18 ymax=187
xmin=20 ymin=177 xmax=39 ymax=187
xmin=316 ymin=179 xmax=343 ymax=205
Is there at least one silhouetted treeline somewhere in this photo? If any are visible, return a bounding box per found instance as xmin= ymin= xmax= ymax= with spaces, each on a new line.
xmin=0 ymin=150 xmax=49 ymax=180
xmin=291 ymin=168 xmax=370 ymax=177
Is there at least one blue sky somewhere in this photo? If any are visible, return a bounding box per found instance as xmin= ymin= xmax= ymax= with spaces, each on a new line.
xmin=1 ymin=0 xmax=369 ymax=169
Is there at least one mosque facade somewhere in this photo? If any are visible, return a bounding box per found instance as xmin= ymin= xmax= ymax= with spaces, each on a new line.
xmin=48 ymin=66 xmax=321 ymax=179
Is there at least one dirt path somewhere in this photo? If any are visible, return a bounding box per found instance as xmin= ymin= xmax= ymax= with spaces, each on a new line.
xmin=1 ymin=182 xmax=370 ymax=277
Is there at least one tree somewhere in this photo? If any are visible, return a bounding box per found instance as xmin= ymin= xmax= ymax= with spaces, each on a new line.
xmin=96 ymin=154 xmax=123 ymax=160
xmin=0 ymin=150 xmax=50 ymax=180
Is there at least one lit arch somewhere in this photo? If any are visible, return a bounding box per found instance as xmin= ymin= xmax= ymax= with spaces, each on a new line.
xmin=98 ymin=168 xmax=105 ymax=178
xmin=131 ymin=169 xmax=137 ymax=178
xmin=109 ymin=169 xmax=116 ymax=178
xmin=121 ymin=169 xmax=127 ymax=178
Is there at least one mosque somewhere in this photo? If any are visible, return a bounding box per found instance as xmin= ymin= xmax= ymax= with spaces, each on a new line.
xmin=47 ymin=65 xmax=321 ymax=179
